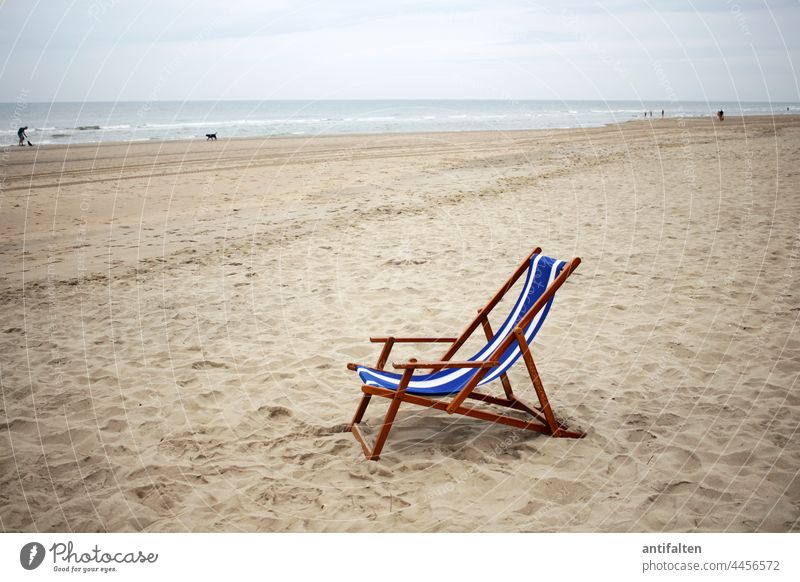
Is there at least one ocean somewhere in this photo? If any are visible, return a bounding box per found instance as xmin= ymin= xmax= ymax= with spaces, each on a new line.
xmin=2 ymin=100 xmax=797 ymax=146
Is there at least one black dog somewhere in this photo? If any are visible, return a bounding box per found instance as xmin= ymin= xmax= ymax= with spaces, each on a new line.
xmin=205 ymin=133 xmax=217 ymax=140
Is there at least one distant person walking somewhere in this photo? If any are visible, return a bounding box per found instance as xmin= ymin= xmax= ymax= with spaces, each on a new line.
xmin=18 ymin=126 xmax=31 ymax=146
xmin=661 ymin=109 xmax=664 ymax=118
xmin=717 ymin=110 xmax=724 ymax=121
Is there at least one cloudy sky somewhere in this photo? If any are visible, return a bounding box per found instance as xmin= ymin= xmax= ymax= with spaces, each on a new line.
xmin=1 ymin=0 xmax=798 ymax=102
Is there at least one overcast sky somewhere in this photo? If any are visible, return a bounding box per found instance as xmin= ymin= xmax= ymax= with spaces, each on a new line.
xmin=1 ymin=0 xmax=798 ymax=102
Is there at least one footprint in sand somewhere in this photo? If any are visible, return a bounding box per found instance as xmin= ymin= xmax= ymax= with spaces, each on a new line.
xmin=191 ymin=360 xmax=227 ymax=370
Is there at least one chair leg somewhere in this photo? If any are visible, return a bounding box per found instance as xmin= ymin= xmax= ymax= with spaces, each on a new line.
xmin=366 ymin=396 xmax=403 ymax=461
xmin=350 ymin=393 xmax=403 ymax=461
xmin=498 ymin=372 xmax=515 ymax=400
xmin=350 ymin=367 xmax=414 ymax=460
xmin=514 ymin=329 xmax=561 ymax=436
xmin=350 ymin=394 xmax=372 ymax=427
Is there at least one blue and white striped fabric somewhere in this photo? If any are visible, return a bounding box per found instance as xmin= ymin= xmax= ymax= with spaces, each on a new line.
xmin=356 ymin=254 xmax=566 ymax=396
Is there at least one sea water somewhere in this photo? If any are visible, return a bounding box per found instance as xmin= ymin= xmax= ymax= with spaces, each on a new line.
xmin=2 ymin=100 xmax=797 ymax=146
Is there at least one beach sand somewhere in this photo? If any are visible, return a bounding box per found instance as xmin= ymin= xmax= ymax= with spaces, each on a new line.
xmin=1 ymin=116 xmax=798 ymax=532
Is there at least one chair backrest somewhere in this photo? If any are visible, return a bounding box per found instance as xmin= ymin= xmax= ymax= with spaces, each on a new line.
xmin=472 ymin=254 xmax=565 ymax=385
xmin=411 ymin=253 xmax=566 ymax=391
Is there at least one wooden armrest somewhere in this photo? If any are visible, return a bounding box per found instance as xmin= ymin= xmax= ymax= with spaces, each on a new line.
xmin=391 ymin=360 xmax=498 ymax=370
xmin=346 ymin=362 xmax=370 ymax=371
xmin=370 ymin=336 xmax=458 ymax=343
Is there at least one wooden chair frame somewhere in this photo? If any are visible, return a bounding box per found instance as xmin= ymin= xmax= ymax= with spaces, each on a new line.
xmin=346 ymin=248 xmax=585 ymax=460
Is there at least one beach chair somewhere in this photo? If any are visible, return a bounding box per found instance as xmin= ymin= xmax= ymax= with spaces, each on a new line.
xmin=346 ymin=248 xmax=585 ymax=460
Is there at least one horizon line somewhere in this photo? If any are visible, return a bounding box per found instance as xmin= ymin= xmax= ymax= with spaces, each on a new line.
xmin=2 ymin=98 xmax=799 ymax=105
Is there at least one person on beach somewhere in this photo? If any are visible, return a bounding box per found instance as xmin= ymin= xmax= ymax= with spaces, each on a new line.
xmin=717 ymin=110 xmax=724 ymax=121
xmin=18 ymin=126 xmax=30 ymax=146
xmin=661 ymin=110 xmax=664 ymax=118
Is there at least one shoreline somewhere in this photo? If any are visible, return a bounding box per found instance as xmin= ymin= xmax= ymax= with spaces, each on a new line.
xmin=3 ymin=113 xmax=798 ymax=152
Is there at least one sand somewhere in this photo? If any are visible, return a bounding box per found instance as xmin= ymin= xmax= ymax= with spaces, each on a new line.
xmin=1 ymin=116 xmax=798 ymax=532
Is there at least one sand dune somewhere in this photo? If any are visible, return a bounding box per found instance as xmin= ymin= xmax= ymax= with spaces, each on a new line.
xmin=1 ymin=117 xmax=798 ymax=531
